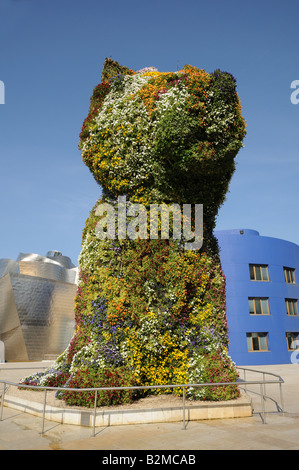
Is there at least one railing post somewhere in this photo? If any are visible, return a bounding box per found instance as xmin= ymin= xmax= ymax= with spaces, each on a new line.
xmin=0 ymin=382 xmax=5 ymax=421
xmin=182 ymin=386 xmax=186 ymax=430
xmin=41 ymin=388 xmax=47 ymax=434
xmin=279 ymin=381 xmax=284 ymax=414
xmin=260 ymin=383 xmax=266 ymax=424
xmin=262 ymin=372 xmax=266 ymax=398
xmin=92 ymin=390 xmax=97 ymax=437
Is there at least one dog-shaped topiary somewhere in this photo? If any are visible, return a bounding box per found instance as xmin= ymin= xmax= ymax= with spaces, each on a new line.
xmin=21 ymin=59 xmax=246 ymax=405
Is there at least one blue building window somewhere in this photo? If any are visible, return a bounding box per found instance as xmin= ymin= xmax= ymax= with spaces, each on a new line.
xmin=285 ymin=299 xmax=298 ymax=316
xmin=249 ymin=264 xmax=269 ymax=281
xmin=248 ymin=297 xmax=270 ymax=315
xmin=286 ymin=332 xmax=299 ymax=350
xmin=246 ymin=332 xmax=269 ymax=351
xmin=284 ymin=267 xmax=296 ymax=284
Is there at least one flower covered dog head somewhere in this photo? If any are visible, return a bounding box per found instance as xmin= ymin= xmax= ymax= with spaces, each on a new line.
xmin=79 ymin=58 xmax=246 ymax=224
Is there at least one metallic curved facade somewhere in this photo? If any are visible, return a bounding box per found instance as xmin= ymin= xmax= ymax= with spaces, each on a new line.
xmin=0 ymin=251 xmax=78 ymax=362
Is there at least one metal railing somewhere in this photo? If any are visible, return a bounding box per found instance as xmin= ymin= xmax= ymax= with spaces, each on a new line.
xmin=237 ymin=366 xmax=285 ymax=420
xmin=0 ymin=365 xmax=284 ymax=436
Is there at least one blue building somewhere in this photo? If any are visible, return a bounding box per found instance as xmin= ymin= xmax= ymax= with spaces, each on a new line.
xmin=215 ymin=229 xmax=299 ymax=365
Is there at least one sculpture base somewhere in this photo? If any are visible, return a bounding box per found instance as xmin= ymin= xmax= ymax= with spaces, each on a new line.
xmin=2 ymin=390 xmax=252 ymax=427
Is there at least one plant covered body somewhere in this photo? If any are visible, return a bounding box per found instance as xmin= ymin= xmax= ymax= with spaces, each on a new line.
xmin=21 ymin=59 xmax=246 ymax=405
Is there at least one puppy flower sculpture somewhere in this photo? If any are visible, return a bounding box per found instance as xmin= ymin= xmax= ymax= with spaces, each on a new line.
xmin=21 ymin=59 xmax=246 ymax=406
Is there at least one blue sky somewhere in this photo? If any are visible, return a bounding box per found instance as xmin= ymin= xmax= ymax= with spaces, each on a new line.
xmin=0 ymin=0 xmax=298 ymax=266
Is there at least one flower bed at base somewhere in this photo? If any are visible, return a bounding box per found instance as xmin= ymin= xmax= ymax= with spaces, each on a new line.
xmin=20 ymin=344 xmax=240 ymax=407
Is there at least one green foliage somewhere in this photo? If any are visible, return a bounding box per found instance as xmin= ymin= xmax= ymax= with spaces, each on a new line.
xmin=56 ymin=366 xmax=137 ymax=407
xmin=188 ymin=348 xmax=240 ymax=401
xmin=101 ymin=57 xmax=134 ymax=82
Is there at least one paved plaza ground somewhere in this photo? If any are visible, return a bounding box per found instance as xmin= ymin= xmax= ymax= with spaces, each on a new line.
xmin=0 ymin=362 xmax=298 ymax=450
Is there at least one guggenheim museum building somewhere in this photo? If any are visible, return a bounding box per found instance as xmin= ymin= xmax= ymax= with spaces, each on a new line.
xmin=0 ymin=250 xmax=78 ymax=362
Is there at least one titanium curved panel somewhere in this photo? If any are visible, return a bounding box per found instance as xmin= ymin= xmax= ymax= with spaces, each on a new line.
xmin=17 ymin=252 xmax=78 ymax=284
xmin=0 ymin=274 xmax=28 ymax=361
xmin=18 ymin=260 xmax=77 ymax=283
xmin=10 ymin=275 xmax=76 ymax=361
xmin=17 ymin=252 xmax=76 ymax=269
xmin=0 ymin=259 xmax=18 ymax=278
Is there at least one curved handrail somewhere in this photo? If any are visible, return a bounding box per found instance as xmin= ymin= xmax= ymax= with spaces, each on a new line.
xmin=237 ymin=366 xmax=284 ymax=382
xmin=0 ymin=364 xmax=284 ymax=434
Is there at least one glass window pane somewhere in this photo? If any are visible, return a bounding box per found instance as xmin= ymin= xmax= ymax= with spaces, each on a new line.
xmin=290 ymin=334 xmax=295 ymax=349
xmin=261 ymin=299 xmax=269 ymax=314
xmin=255 ymin=299 xmax=262 ymax=315
xmin=261 ymin=266 xmax=268 ymax=281
xmin=286 ymin=300 xmax=298 ymax=316
xmin=248 ymin=298 xmax=255 ymax=314
xmin=252 ymin=333 xmax=259 ymax=350
xmin=284 ymin=269 xmax=288 ymax=283
xmin=246 ymin=333 xmax=252 ymax=351
xmin=259 ymin=333 xmax=267 ymax=350
xmin=286 ymin=333 xmax=298 ymax=350
xmin=290 ymin=301 xmax=295 ymax=316
xmin=249 ymin=265 xmax=254 ymax=280
xmin=285 ymin=268 xmax=296 ymax=283
xmin=255 ymin=267 xmax=262 ymax=281
xmin=293 ymin=334 xmax=299 ymax=349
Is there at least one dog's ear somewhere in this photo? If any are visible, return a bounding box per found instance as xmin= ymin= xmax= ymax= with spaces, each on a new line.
xmin=101 ymin=58 xmax=133 ymax=81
